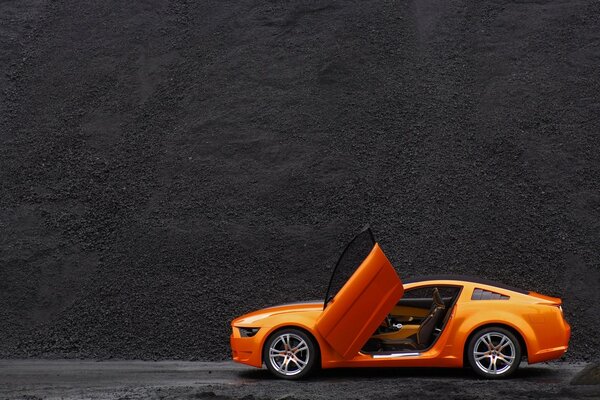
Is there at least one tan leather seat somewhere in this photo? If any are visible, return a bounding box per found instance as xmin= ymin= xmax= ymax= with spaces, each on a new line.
xmin=383 ymin=288 xmax=446 ymax=350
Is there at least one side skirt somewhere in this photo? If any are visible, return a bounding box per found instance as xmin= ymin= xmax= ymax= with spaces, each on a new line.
xmin=371 ymin=352 xmax=420 ymax=359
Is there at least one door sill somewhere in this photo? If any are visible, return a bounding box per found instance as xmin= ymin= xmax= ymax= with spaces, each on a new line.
xmin=371 ymin=352 xmax=420 ymax=359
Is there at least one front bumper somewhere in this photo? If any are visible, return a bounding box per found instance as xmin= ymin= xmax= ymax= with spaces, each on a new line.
xmin=230 ymin=328 xmax=264 ymax=368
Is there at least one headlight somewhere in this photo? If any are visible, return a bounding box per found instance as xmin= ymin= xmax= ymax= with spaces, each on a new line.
xmin=238 ymin=327 xmax=260 ymax=337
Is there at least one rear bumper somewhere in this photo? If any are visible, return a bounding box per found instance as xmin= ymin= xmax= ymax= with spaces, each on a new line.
xmin=529 ymin=318 xmax=571 ymax=363
xmin=531 ymin=345 xmax=569 ymax=363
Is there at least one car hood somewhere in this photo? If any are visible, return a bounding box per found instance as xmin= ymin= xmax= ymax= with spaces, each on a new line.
xmin=232 ymin=301 xmax=322 ymax=327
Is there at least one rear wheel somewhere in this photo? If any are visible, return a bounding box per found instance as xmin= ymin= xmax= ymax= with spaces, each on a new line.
xmin=263 ymin=328 xmax=318 ymax=379
xmin=467 ymin=327 xmax=521 ymax=379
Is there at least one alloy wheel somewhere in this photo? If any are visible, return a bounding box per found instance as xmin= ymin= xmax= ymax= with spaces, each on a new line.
xmin=268 ymin=333 xmax=310 ymax=376
xmin=473 ymin=331 xmax=516 ymax=375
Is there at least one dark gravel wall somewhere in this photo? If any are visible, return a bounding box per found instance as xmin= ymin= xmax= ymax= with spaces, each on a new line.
xmin=1 ymin=0 xmax=599 ymax=362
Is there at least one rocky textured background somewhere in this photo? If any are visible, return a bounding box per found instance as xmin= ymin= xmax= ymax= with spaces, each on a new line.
xmin=1 ymin=0 xmax=598 ymax=361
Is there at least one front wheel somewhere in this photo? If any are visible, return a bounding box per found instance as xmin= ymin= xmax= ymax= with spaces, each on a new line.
xmin=263 ymin=328 xmax=318 ymax=379
xmin=467 ymin=327 xmax=521 ymax=379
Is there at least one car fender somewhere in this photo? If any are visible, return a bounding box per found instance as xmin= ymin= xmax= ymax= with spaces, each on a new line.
xmin=257 ymin=313 xmax=328 ymax=359
xmin=456 ymin=307 xmax=536 ymax=358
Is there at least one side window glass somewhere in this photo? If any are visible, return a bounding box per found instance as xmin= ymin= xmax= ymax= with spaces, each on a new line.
xmin=402 ymin=286 xmax=461 ymax=300
xmin=402 ymin=287 xmax=433 ymax=299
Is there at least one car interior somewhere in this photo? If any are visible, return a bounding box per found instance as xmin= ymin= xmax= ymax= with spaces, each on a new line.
xmin=361 ymin=286 xmax=462 ymax=354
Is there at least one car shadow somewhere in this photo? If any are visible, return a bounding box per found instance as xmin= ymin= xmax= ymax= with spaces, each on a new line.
xmin=238 ymin=367 xmax=472 ymax=381
xmin=514 ymin=365 xmax=571 ymax=383
xmin=237 ymin=364 xmax=564 ymax=382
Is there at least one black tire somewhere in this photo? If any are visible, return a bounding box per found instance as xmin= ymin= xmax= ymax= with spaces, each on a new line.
xmin=467 ymin=327 xmax=521 ymax=379
xmin=263 ymin=328 xmax=318 ymax=380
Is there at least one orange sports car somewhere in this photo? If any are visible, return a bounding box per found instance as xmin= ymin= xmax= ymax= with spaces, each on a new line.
xmin=230 ymin=228 xmax=570 ymax=379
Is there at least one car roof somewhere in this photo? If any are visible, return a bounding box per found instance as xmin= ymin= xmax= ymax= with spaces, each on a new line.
xmin=402 ymin=275 xmax=529 ymax=295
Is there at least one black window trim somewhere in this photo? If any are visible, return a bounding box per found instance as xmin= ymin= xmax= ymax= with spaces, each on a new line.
xmin=403 ymin=275 xmax=529 ymax=295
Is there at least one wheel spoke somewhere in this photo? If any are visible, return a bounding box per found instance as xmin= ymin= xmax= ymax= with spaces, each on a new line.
xmin=290 ymin=356 xmax=304 ymax=369
xmin=497 ymin=336 xmax=507 ymax=349
xmin=295 ymin=357 xmax=307 ymax=366
xmin=497 ymin=354 xmax=514 ymax=364
xmin=273 ymin=337 xmax=284 ymax=349
xmin=269 ymin=349 xmax=285 ymax=357
xmin=284 ymin=334 xmax=290 ymax=350
xmin=498 ymin=338 xmax=512 ymax=352
xmin=488 ymin=334 xmax=496 ymax=348
xmin=498 ymin=342 xmax=511 ymax=351
xmin=481 ymin=334 xmax=489 ymax=346
xmin=292 ymin=359 xmax=300 ymax=369
xmin=484 ymin=357 xmax=493 ymax=369
xmin=293 ymin=344 xmax=308 ymax=353
xmin=282 ymin=356 xmax=289 ymax=372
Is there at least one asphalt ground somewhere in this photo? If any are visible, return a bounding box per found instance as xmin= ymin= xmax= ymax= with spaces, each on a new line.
xmin=1 ymin=0 xmax=599 ymax=363
xmin=0 ymin=360 xmax=599 ymax=400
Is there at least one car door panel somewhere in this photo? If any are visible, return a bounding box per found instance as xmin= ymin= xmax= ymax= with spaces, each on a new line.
xmin=315 ymin=243 xmax=403 ymax=359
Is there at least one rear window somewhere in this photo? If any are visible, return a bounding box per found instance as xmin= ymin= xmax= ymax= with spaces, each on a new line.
xmin=471 ymin=288 xmax=510 ymax=300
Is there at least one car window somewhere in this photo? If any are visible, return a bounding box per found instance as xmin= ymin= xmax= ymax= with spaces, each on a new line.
xmin=324 ymin=228 xmax=375 ymax=308
xmin=402 ymin=286 xmax=461 ymax=299
xmin=402 ymin=287 xmax=433 ymax=299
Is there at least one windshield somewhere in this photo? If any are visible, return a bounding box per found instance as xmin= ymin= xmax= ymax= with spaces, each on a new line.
xmin=323 ymin=227 xmax=376 ymax=309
